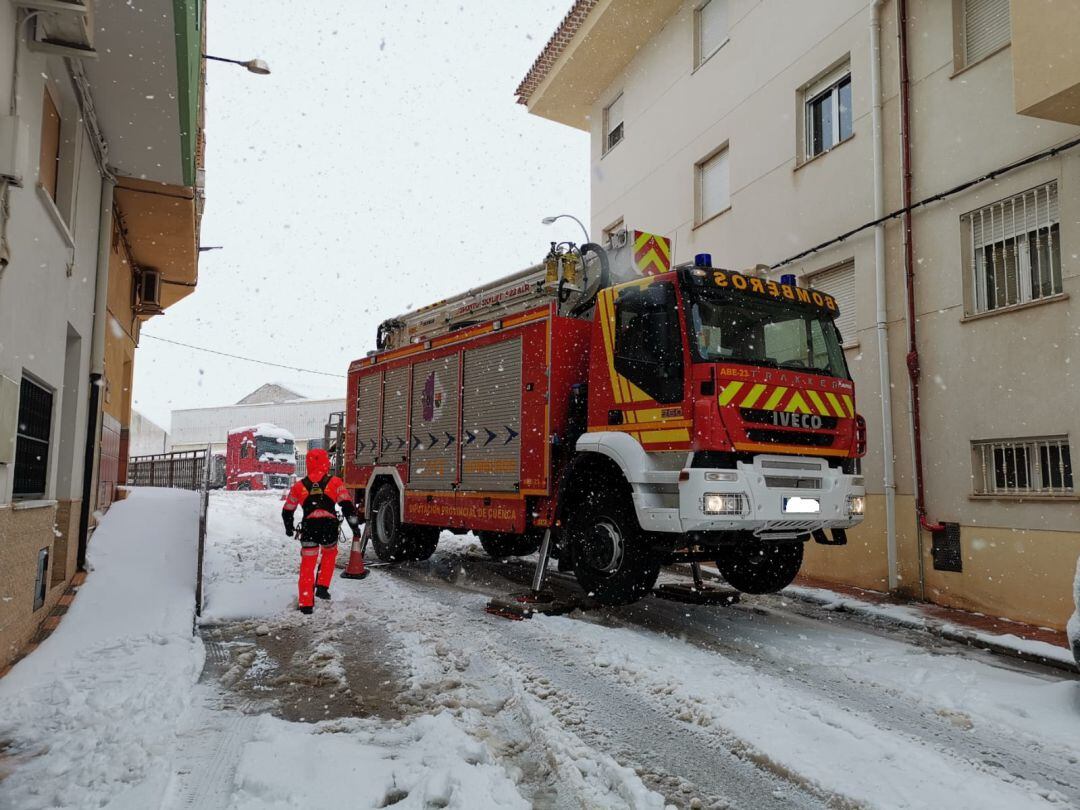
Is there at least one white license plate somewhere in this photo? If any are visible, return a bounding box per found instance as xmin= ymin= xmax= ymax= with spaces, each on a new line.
xmin=783 ymin=496 xmax=820 ymax=514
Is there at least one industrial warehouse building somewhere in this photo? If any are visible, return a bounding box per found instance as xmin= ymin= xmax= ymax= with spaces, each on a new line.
xmin=519 ymin=0 xmax=1080 ymax=629
xmin=170 ymin=383 xmax=345 ymax=474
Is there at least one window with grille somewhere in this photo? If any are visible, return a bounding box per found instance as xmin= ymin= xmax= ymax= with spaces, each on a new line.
xmin=961 ymin=0 xmax=1010 ymax=67
xmin=964 ymin=182 xmax=1061 ymax=314
xmin=972 ymin=437 xmax=1073 ymax=496
xmin=603 ymin=93 xmax=624 ymax=153
xmin=14 ymin=376 xmax=53 ymax=498
xmin=804 ymin=65 xmax=852 ymax=160
xmin=696 ymin=146 xmax=729 ymax=224
xmin=807 ymin=260 xmax=856 ymax=346
xmin=695 ymin=0 xmax=729 ymax=67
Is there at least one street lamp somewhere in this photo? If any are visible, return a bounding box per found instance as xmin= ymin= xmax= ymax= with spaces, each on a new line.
xmin=541 ymin=214 xmax=590 ymax=244
xmin=202 ymin=54 xmax=271 ymax=75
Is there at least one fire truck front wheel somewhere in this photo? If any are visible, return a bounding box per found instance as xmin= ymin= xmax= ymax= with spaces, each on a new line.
xmin=370 ymin=484 xmax=439 ymax=563
xmin=566 ymin=483 xmax=660 ymax=606
xmin=714 ymin=539 xmax=803 ymax=594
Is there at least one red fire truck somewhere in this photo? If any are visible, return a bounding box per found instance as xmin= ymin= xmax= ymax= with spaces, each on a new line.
xmin=344 ymin=241 xmax=865 ymax=604
xmin=225 ymin=423 xmax=296 ymax=491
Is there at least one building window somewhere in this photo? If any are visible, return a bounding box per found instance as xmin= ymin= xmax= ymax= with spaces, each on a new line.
xmin=964 ymin=181 xmax=1061 ymax=314
xmin=603 ymin=93 xmax=624 ymax=153
xmin=807 ymin=260 xmax=856 ymax=347
xmin=14 ymin=376 xmax=54 ymax=499
xmin=696 ymin=145 xmax=729 ymax=224
xmin=972 ymin=437 xmax=1073 ymax=496
xmin=959 ymin=0 xmax=1010 ymax=68
xmin=39 ymin=87 xmax=61 ymax=202
xmin=804 ymin=65 xmax=851 ymax=160
xmin=695 ymin=0 xmax=728 ymax=67
xmin=603 ymin=218 xmax=627 ymax=250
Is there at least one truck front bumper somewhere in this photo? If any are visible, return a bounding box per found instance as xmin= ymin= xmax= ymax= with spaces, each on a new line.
xmin=676 ymin=455 xmax=865 ymax=538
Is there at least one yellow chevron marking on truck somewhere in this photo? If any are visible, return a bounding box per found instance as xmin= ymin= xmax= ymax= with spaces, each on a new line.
xmin=717 ymin=381 xmax=744 ymax=406
xmin=786 ymin=390 xmax=812 ymax=414
xmin=806 ymin=389 xmax=829 ymax=415
xmin=841 ymin=394 xmax=855 ymax=418
xmin=739 ymin=383 xmax=767 ymax=409
xmin=762 ymin=386 xmax=788 ymax=411
xmin=825 ymin=392 xmax=846 ymax=418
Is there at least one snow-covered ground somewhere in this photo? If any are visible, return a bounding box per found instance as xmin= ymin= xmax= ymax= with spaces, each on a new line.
xmin=1 ymin=489 xmax=1078 ymax=809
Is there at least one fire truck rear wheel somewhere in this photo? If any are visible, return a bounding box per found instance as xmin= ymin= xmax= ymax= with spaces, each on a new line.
xmin=566 ymin=483 xmax=660 ymax=606
xmin=714 ymin=539 xmax=804 ymax=594
xmin=370 ymin=484 xmax=439 ymax=563
xmin=477 ymin=531 xmax=542 ymax=559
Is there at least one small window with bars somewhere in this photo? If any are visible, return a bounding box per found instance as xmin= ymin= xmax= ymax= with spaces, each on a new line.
xmin=14 ymin=376 xmax=54 ymax=498
xmin=972 ymin=437 xmax=1073 ymax=497
xmin=963 ymin=181 xmax=1062 ymax=315
xmin=603 ymin=93 xmax=624 ymax=153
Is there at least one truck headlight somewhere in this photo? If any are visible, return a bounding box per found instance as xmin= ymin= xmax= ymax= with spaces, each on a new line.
xmin=703 ymin=493 xmax=747 ymax=515
xmin=847 ymin=495 xmax=866 ymax=516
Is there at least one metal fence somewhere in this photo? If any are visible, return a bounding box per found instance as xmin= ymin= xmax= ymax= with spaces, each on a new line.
xmin=127 ymin=448 xmax=209 ymax=490
xmin=127 ymin=447 xmax=213 ymax=618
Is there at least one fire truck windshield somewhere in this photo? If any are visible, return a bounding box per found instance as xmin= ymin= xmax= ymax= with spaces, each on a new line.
xmin=687 ymin=293 xmax=849 ymax=379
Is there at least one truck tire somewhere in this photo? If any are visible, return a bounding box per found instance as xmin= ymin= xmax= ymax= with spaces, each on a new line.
xmin=369 ymin=484 xmax=439 ymax=562
xmin=477 ymin=531 xmax=542 ymax=559
xmin=566 ymin=481 xmax=659 ymax=606
xmin=715 ymin=540 xmax=803 ymax=594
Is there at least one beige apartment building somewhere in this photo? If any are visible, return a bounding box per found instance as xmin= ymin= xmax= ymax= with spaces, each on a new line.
xmin=0 ymin=0 xmax=206 ymax=670
xmin=519 ymin=0 xmax=1080 ymax=629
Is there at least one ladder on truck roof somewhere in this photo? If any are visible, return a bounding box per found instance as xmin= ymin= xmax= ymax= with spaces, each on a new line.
xmin=377 ymin=263 xmax=554 ymax=351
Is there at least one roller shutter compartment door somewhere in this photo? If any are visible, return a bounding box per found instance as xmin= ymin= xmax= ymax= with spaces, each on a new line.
xmin=409 ymin=355 xmax=460 ymax=490
xmin=354 ymin=372 xmax=382 ymax=467
xmin=379 ymin=366 xmax=410 ymax=465
xmin=461 ymin=338 xmax=522 ymax=492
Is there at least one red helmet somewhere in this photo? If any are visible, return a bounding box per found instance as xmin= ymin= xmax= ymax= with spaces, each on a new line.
xmin=306 ymin=448 xmax=330 ymax=480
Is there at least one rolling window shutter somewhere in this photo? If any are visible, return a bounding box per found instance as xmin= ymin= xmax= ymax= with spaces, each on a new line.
xmin=970 ymin=182 xmax=1058 ymax=248
xmin=810 ymin=262 xmax=856 ymax=345
xmin=699 ymin=149 xmax=729 ymax=221
xmin=964 ymin=0 xmax=1010 ymax=65
xmin=698 ymin=0 xmax=728 ymax=60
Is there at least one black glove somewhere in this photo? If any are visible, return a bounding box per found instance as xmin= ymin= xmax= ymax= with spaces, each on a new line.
xmin=282 ymin=510 xmax=295 ymax=537
xmin=285 ymin=525 xmax=294 ymax=538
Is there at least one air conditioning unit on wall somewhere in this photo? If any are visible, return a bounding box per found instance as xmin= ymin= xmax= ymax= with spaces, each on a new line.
xmin=135 ymin=268 xmax=163 ymax=317
xmin=12 ymin=0 xmax=97 ymax=59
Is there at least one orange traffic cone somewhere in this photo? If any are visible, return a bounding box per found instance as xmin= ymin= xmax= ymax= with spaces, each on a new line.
xmin=340 ymin=526 xmax=368 ymax=580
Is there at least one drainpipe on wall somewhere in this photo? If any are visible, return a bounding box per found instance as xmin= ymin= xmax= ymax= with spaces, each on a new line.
xmin=870 ymin=0 xmax=898 ymax=591
xmin=77 ymin=177 xmax=115 ymax=570
xmin=897 ymin=0 xmax=944 ymax=565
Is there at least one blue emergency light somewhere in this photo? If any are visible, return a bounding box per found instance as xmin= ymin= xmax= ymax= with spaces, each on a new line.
xmin=780 ymin=273 xmax=796 ymax=286
xmin=694 ymin=253 xmax=712 ymax=268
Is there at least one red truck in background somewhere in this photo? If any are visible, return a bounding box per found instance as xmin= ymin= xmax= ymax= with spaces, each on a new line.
xmin=225 ymin=423 xmax=296 ymax=490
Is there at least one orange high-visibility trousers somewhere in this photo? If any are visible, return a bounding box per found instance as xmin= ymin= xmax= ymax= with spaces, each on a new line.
xmin=298 ymin=545 xmax=337 ymax=608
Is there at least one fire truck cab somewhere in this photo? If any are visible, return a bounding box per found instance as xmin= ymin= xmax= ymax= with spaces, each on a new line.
xmin=345 ymin=243 xmax=865 ymax=604
xmin=225 ymin=423 xmax=296 ymax=491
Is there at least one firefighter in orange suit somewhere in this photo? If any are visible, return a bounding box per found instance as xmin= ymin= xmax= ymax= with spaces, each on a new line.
xmin=282 ymin=448 xmax=364 ymax=614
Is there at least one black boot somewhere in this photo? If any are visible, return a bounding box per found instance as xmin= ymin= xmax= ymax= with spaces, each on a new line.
xmin=299 ymin=605 xmax=313 ymax=615
xmin=315 ymin=585 xmax=331 ymax=600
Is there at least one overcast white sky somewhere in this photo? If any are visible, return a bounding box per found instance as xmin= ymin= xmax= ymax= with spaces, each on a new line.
xmin=132 ymin=1 xmax=589 ymax=430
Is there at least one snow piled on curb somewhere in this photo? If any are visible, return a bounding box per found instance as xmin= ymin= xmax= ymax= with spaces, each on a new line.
xmin=1069 ymin=556 xmax=1080 ymax=669
xmin=0 ymin=489 xmax=203 ymax=810
xmin=786 ymin=584 xmax=1076 ymax=668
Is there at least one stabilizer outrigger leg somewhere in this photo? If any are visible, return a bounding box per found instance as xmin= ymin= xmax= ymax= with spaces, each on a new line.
xmin=485 ymin=528 xmax=579 ymax=620
xmin=654 ymin=561 xmax=741 ymax=606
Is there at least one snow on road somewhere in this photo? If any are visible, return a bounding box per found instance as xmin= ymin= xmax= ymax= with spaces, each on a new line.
xmin=2 ymin=489 xmax=1078 ymax=809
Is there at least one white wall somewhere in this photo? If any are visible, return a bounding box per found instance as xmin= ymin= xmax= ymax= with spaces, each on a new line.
xmin=0 ymin=7 xmax=101 ymax=505
xmin=170 ymin=398 xmax=346 ymax=449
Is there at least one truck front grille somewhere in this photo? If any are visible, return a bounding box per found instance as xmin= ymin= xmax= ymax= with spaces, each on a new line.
xmin=745 ymin=429 xmax=834 ymax=448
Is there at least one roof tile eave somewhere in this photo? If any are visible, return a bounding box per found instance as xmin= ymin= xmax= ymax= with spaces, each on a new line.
xmin=515 ymin=0 xmax=599 ymax=105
